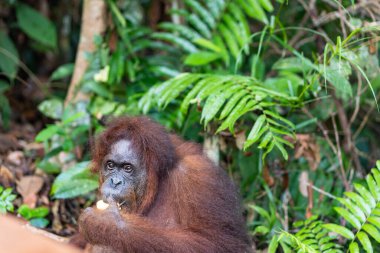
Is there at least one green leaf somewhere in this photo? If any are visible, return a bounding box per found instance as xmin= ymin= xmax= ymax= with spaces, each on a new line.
xmin=357 ymin=231 xmax=373 ymax=253
xmin=184 ymin=51 xmax=221 ymax=66
xmin=363 ymin=224 xmax=380 ymax=243
xmin=50 ymin=63 xmax=74 ymax=80
xmin=16 ymin=3 xmax=57 ymax=48
xmin=35 ymin=125 xmax=60 ymax=142
xmin=0 ymin=31 xmax=19 ymax=79
xmin=258 ymin=0 xmax=274 ymax=12
xmin=323 ymin=223 xmax=354 ymax=240
xmin=51 ymin=161 xmax=98 ymax=199
xmin=268 ymin=234 xmax=279 ymax=253
xmin=334 ymin=207 xmax=361 ymax=229
xmin=29 ymin=218 xmax=49 ymax=228
xmin=323 ymin=62 xmax=352 ymax=99
xmin=38 ymin=98 xmax=63 ymax=120
xmin=345 ymin=191 xmax=371 ymax=215
xmin=52 ymin=179 xmax=98 ymax=199
xmin=337 ymin=198 xmax=366 ymax=223
xmin=193 ymin=38 xmax=222 ymax=53
xmin=18 ymin=205 xmax=49 ymax=220
xmin=368 ymin=216 xmax=380 ymax=229
xmin=274 ymin=141 xmax=288 ymax=160
xmin=201 ymin=93 xmax=226 ymax=125
xmin=245 ymin=115 xmax=266 ymax=147
xmin=273 ymin=57 xmax=314 ymax=73
xmin=349 ymin=242 xmax=359 ymax=253
xmin=366 ymin=174 xmax=380 ymax=200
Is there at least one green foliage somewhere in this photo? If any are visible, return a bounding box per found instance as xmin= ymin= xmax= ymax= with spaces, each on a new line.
xmin=15 ymin=3 xmax=57 ymax=49
xmin=140 ymin=73 xmax=298 ymax=159
xmin=18 ymin=205 xmax=50 ymax=228
xmin=154 ymin=0 xmax=273 ymax=65
xmin=273 ymin=161 xmax=380 ymax=252
xmin=0 ymin=186 xmax=16 ymax=214
xmin=50 ymin=161 xmax=98 ymax=199
xmin=324 ymin=161 xmax=380 ymax=252
xmin=278 ymin=216 xmax=343 ymax=253
xmin=0 ymin=31 xmax=19 ymax=80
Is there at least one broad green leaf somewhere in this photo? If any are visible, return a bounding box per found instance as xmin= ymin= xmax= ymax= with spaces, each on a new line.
xmin=51 ymin=161 xmax=98 ymax=199
xmin=50 ymin=63 xmax=74 ymax=80
xmin=337 ymin=198 xmax=366 ymax=223
xmin=354 ymin=183 xmax=376 ymax=208
xmin=323 ymin=223 xmax=354 ymax=240
xmin=0 ymin=31 xmax=19 ymax=79
xmin=368 ymin=217 xmax=380 ymax=228
xmin=357 ymin=231 xmax=373 ymax=253
xmin=184 ymin=51 xmax=221 ymax=66
xmin=349 ymin=242 xmax=359 ymax=253
xmin=268 ymin=234 xmax=279 ymax=253
xmin=52 ymin=179 xmax=98 ymax=199
xmin=363 ymin=224 xmax=380 ymax=243
xmin=219 ymin=24 xmax=239 ymax=58
xmin=38 ymin=98 xmax=63 ymax=120
xmin=334 ymin=207 xmax=361 ymax=229
xmin=322 ymin=63 xmax=352 ymax=99
xmin=201 ymin=93 xmax=226 ymax=125
xmin=16 ymin=3 xmax=57 ymax=48
xmin=272 ymin=57 xmax=314 ymax=73
xmin=344 ymin=191 xmax=371 ymax=216
xmin=258 ymin=0 xmax=274 ymax=12
xmin=35 ymin=125 xmax=60 ymax=142
xmin=193 ymin=38 xmax=222 ymax=53
xmin=18 ymin=205 xmax=49 ymax=220
xmin=29 ymin=218 xmax=49 ymax=228
xmin=367 ymin=174 xmax=380 ymax=200
xmin=219 ymin=89 xmax=247 ymax=120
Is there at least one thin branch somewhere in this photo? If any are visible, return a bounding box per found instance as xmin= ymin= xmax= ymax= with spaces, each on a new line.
xmin=302 ymin=108 xmax=337 ymax=154
xmin=349 ymin=73 xmax=362 ymax=125
xmin=332 ymin=116 xmax=350 ymax=191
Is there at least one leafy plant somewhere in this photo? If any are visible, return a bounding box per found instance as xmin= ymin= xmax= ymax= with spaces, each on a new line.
xmin=140 ymin=73 xmax=298 ymax=159
xmin=50 ymin=161 xmax=98 ymax=199
xmin=323 ymin=160 xmax=380 ymax=252
xmin=18 ymin=205 xmax=50 ymax=228
xmin=0 ymin=186 xmax=16 ymax=214
xmin=153 ymin=0 xmax=275 ymax=66
xmin=278 ymin=216 xmax=343 ymax=253
xmin=272 ymin=161 xmax=380 ymax=253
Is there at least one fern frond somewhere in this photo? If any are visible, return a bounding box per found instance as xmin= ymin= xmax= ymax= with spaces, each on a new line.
xmin=278 ymin=217 xmax=343 ymax=253
xmin=154 ymin=0 xmax=273 ymax=65
xmin=324 ymin=161 xmax=380 ymax=252
xmin=139 ymin=73 xmax=299 ymax=160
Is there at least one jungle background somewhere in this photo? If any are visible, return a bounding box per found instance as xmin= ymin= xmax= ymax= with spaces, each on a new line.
xmin=0 ymin=0 xmax=380 ymax=252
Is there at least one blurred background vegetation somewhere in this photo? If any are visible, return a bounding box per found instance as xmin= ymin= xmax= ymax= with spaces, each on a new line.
xmin=0 ymin=0 xmax=380 ymax=252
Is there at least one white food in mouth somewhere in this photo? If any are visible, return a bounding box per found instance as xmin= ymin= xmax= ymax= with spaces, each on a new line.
xmin=96 ymin=200 xmax=109 ymax=210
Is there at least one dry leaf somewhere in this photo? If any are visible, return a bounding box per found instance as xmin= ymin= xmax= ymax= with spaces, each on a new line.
xmin=235 ymin=130 xmax=246 ymax=150
xmin=298 ymin=171 xmax=309 ymax=197
xmin=16 ymin=175 xmax=44 ymax=208
xmin=0 ymin=165 xmax=14 ymax=187
xmin=263 ymin=166 xmax=274 ymax=187
xmin=294 ymin=134 xmax=320 ymax=171
xmin=6 ymin=151 xmax=24 ymax=166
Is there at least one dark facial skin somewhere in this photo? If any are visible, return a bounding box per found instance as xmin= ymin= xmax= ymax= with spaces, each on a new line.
xmin=101 ymin=139 xmax=147 ymax=209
